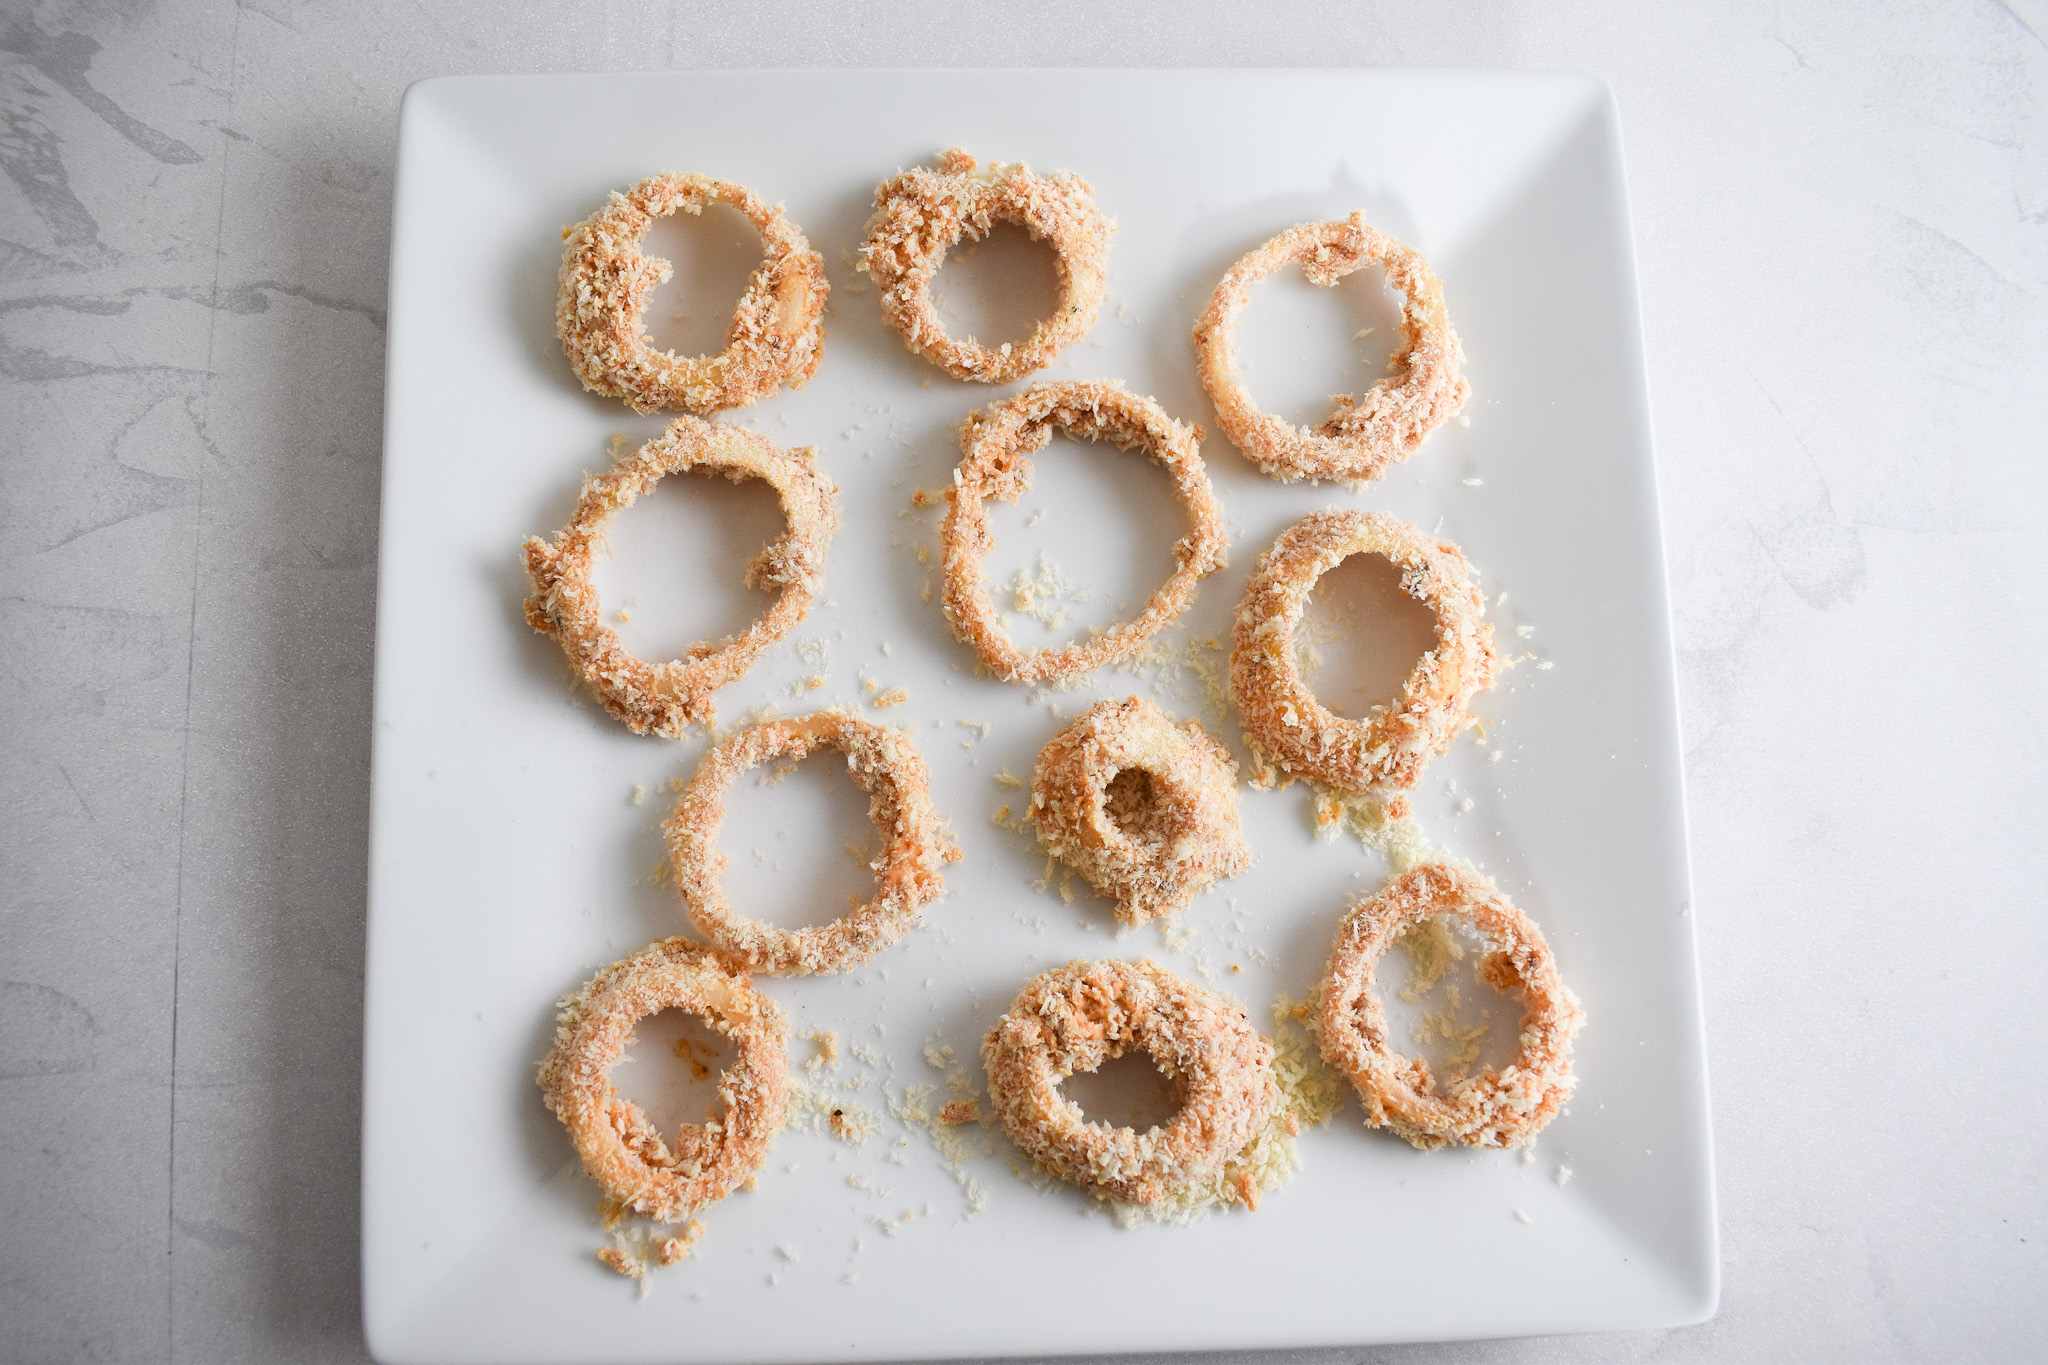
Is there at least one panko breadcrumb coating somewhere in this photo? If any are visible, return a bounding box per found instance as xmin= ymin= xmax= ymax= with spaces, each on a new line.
xmin=537 ymin=939 xmax=787 ymax=1225
xmin=859 ymin=148 xmax=1111 ymax=383
xmin=1029 ymin=696 xmax=1250 ymax=927
xmin=1315 ymin=863 xmax=1581 ymax=1150
xmin=1194 ymin=213 xmax=1466 ymax=487
xmin=941 ymin=380 xmax=1226 ymax=685
xmin=1229 ymin=509 xmax=1499 ymax=793
xmin=522 ymin=417 xmax=837 ymax=738
xmin=982 ymin=959 xmax=1278 ymax=1208
xmin=557 ymin=173 xmax=827 ymax=413
xmin=665 ymin=709 xmax=961 ymax=975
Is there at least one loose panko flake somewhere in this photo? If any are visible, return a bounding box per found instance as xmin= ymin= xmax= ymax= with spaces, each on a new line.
xmin=537 ymin=939 xmax=788 ymax=1227
xmin=557 ymin=172 xmax=828 ymax=413
xmin=522 ymin=417 xmax=838 ymax=738
xmin=1315 ymin=863 xmax=1582 ymax=1150
xmin=1194 ymin=212 xmax=1467 ymax=487
xmin=1029 ymin=696 xmax=1250 ymax=928
xmin=858 ymin=147 xmax=1111 ymax=382
xmin=941 ymin=380 xmax=1227 ymax=684
xmin=981 ymin=959 xmax=1277 ymax=1209
xmin=1229 ymin=509 xmax=1499 ymax=793
xmin=665 ymin=709 xmax=960 ymax=975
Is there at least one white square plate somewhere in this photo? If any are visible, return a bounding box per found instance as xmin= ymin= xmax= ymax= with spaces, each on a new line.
xmin=365 ymin=69 xmax=1716 ymax=1364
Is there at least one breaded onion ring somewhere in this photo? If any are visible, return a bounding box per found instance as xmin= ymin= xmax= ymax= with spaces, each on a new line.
xmin=1315 ymin=863 xmax=1582 ymax=1149
xmin=1229 ymin=509 xmax=1499 ymax=793
xmin=666 ymin=709 xmax=959 ymax=975
xmin=941 ymin=380 xmax=1226 ymax=684
xmin=859 ymin=148 xmax=1111 ymax=383
xmin=522 ymin=417 xmax=837 ymax=738
xmin=537 ymin=939 xmax=788 ymax=1223
xmin=1194 ymin=213 xmax=1467 ymax=487
xmin=1029 ymin=697 xmax=1250 ymax=927
xmin=557 ymin=172 xmax=827 ymax=413
xmin=982 ymin=959 xmax=1277 ymax=1207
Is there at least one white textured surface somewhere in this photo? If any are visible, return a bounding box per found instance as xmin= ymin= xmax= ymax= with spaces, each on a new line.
xmin=0 ymin=3 xmax=2042 ymax=1363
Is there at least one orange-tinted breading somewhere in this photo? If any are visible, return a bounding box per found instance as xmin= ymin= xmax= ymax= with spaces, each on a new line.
xmin=1229 ymin=509 xmax=1499 ymax=793
xmin=941 ymin=380 xmax=1226 ymax=685
xmin=1029 ymin=697 xmax=1250 ymax=927
xmin=1194 ymin=213 xmax=1466 ymax=487
xmin=538 ymin=940 xmax=787 ymax=1225
xmin=859 ymin=148 xmax=1110 ymax=383
xmin=1315 ymin=863 xmax=1581 ymax=1150
xmin=982 ymin=959 xmax=1277 ymax=1208
xmin=522 ymin=417 xmax=837 ymax=738
xmin=666 ymin=709 xmax=960 ymax=975
xmin=558 ymin=172 xmax=827 ymax=413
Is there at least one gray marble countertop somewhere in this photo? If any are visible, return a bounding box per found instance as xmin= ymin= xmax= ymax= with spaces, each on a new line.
xmin=3 ymin=3 xmax=2043 ymax=1362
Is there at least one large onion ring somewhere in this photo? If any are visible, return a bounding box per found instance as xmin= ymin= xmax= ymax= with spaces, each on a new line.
xmin=557 ymin=172 xmax=828 ymax=413
xmin=859 ymin=148 xmax=1111 ymax=383
xmin=1229 ymin=509 xmax=1499 ymax=793
xmin=1029 ymin=696 xmax=1250 ymax=927
xmin=522 ymin=416 xmax=837 ymax=739
xmin=537 ymin=939 xmax=788 ymax=1223
xmin=941 ymin=380 xmax=1226 ymax=685
xmin=1194 ymin=213 xmax=1467 ymax=487
xmin=982 ymin=959 xmax=1277 ymax=1207
xmin=665 ymin=709 xmax=959 ymax=975
xmin=1314 ymin=863 xmax=1582 ymax=1149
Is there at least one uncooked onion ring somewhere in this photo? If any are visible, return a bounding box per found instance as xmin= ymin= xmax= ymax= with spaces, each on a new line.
xmin=941 ymin=380 xmax=1226 ymax=685
xmin=981 ymin=959 xmax=1277 ymax=1207
xmin=537 ymin=939 xmax=788 ymax=1224
xmin=665 ymin=709 xmax=959 ymax=975
xmin=859 ymin=148 xmax=1111 ymax=383
xmin=1029 ymin=696 xmax=1250 ymax=927
xmin=557 ymin=172 xmax=828 ymax=413
xmin=1314 ymin=863 xmax=1581 ymax=1149
xmin=522 ymin=416 xmax=837 ymax=739
xmin=1194 ymin=212 xmax=1467 ymax=487
xmin=1229 ymin=509 xmax=1499 ymax=793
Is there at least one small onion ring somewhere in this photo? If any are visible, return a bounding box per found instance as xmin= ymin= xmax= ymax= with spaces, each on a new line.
xmin=941 ymin=380 xmax=1226 ymax=685
xmin=522 ymin=416 xmax=838 ymax=739
xmin=537 ymin=939 xmax=788 ymax=1224
xmin=1194 ymin=212 xmax=1467 ymax=487
xmin=557 ymin=172 xmax=828 ymax=413
xmin=1229 ymin=509 xmax=1499 ymax=793
xmin=1029 ymin=696 xmax=1250 ymax=927
xmin=666 ymin=709 xmax=959 ymax=975
xmin=859 ymin=148 xmax=1111 ymax=383
xmin=981 ymin=959 xmax=1277 ymax=1207
xmin=1314 ymin=863 xmax=1582 ymax=1149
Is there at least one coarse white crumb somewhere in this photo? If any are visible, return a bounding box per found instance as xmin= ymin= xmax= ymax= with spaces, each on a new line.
xmin=631 ymin=784 xmax=645 ymax=805
xmin=776 ymin=1245 xmax=800 ymax=1262
xmin=1513 ymin=1208 xmax=1533 ymax=1225
xmin=1515 ymin=624 xmax=1534 ymax=638
xmin=1461 ymin=476 xmax=1482 ymax=486
xmin=1556 ymin=1164 xmax=1574 ymax=1186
